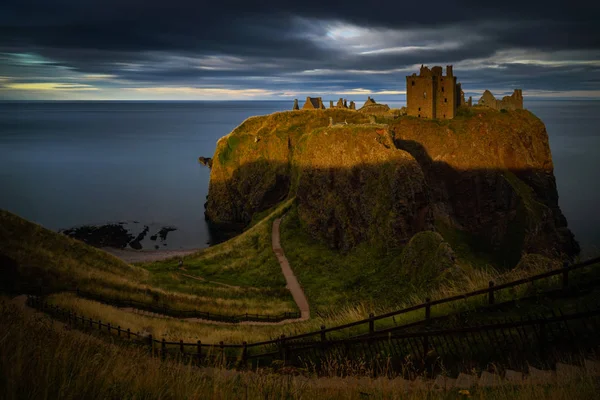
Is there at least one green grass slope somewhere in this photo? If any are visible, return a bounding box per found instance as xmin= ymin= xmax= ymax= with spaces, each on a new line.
xmin=0 ymin=207 xmax=296 ymax=316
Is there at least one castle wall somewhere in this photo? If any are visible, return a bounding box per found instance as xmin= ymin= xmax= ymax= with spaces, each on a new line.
xmin=434 ymin=75 xmax=457 ymax=119
xmin=478 ymin=89 xmax=523 ymax=111
xmin=302 ymin=97 xmax=326 ymax=110
xmin=500 ymin=89 xmax=523 ymax=110
xmin=406 ymin=76 xmax=436 ymax=119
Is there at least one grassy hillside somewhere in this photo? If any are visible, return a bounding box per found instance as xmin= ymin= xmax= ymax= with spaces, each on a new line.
xmin=0 ymin=209 xmax=146 ymax=294
xmin=5 ymin=200 xmax=592 ymax=346
xmin=0 ymin=208 xmax=296 ymax=316
xmin=141 ymin=198 xmax=294 ymax=290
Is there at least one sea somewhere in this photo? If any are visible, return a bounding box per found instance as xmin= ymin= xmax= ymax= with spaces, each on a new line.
xmin=0 ymin=100 xmax=599 ymax=256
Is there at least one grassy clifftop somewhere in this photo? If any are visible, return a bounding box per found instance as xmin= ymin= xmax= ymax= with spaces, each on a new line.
xmin=389 ymin=108 xmax=553 ymax=171
xmin=206 ymin=106 xmax=577 ymax=266
xmin=206 ymin=109 xmax=369 ymax=225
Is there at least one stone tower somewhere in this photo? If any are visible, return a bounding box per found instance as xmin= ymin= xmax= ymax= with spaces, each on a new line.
xmin=406 ymin=65 xmax=458 ymax=119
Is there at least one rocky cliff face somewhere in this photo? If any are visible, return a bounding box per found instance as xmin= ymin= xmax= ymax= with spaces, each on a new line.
xmin=206 ymin=107 xmax=578 ymax=265
xmin=389 ymin=108 xmax=579 ymax=264
xmin=293 ymin=125 xmax=431 ymax=251
xmin=206 ymin=110 xmax=369 ymax=226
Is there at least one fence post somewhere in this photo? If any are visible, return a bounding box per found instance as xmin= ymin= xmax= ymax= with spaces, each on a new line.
xmin=425 ymin=298 xmax=431 ymax=323
xmin=149 ymin=334 xmax=153 ymax=356
xmin=320 ymin=325 xmax=326 ymax=342
xmin=162 ymin=338 xmax=166 ymax=360
xmin=242 ymin=341 xmax=248 ymax=365
xmin=197 ymin=340 xmax=202 ymax=361
xmin=89 ymin=317 xmax=93 ymax=329
xmin=369 ymin=313 xmax=375 ymax=336
xmin=562 ymin=261 xmax=569 ymax=289
xmin=76 ymin=287 xmax=79 ymax=297
xmin=279 ymin=335 xmax=286 ymax=363
xmin=489 ymin=281 xmax=495 ymax=305
xmin=99 ymin=320 xmax=102 ymax=331
xmin=107 ymin=323 xmax=111 ymax=334
xmin=118 ymin=326 xmax=121 ymax=337
xmin=73 ymin=313 xmax=77 ymax=326
xmin=220 ymin=341 xmax=225 ymax=364
xmin=127 ymin=328 xmax=131 ymax=339
xmin=180 ymin=339 xmax=184 ymax=354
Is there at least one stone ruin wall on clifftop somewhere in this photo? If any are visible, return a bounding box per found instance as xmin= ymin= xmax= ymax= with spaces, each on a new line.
xmin=478 ymin=89 xmax=524 ymax=111
xmin=292 ymin=67 xmax=523 ymax=117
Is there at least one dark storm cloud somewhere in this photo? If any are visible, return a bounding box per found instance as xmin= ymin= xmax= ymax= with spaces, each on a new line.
xmin=1 ymin=0 xmax=599 ymax=98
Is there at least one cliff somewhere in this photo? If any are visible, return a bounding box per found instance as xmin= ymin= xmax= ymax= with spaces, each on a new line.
xmin=205 ymin=107 xmax=578 ymax=266
xmin=292 ymin=124 xmax=431 ymax=251
xmin=206 ymin=109 xmax=369 ymax=226
xmin=389 ymin=107 xmax=578 ymax=265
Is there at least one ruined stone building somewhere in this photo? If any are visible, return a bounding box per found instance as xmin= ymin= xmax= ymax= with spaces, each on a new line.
xmin=292 ymin=99 xmax=299 ymax=110
xmin=362 ymin=96 xmax=377 ymax=108
xmin=302 ymin=97 xmax=326 ymax=110
xmin=406 ymin=65 xmax=463 ymax=119
xmin=478 ymin=89 xmax=523 ymax=111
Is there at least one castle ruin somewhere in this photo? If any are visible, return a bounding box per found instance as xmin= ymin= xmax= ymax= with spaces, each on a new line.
xmin=478 ymin=89 xmax=523 ymax=111
xmin=362 ymin=96 xmax=377 ymax=108
xmin=302 ymin=97 xmax=326 ymax=110
xmin=406 ymin=65 xmax=461 ymax=119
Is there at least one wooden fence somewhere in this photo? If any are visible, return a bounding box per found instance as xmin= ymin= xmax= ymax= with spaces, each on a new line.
xmin=256 ymin=256 xmax=600 ymax=344
xmin=27 ymin=256 xmax=600 ymax=373
xmin=27 ymin=294 xmax=600 ymax=375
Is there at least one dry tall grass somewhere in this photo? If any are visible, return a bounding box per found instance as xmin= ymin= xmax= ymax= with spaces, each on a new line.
xmin=1 ymin=299 xmax=598 ymax=400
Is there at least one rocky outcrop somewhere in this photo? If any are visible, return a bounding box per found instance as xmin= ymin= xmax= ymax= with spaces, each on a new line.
xmin=293 ymin=126 xmax=431 ymax=251
xmin=206 ymin=107 xmax=578 ymax=265
xmin=198 ymin=157 xmax=213 ymax=168
xmin=399 ymin=231 xmax=457 ymax=285
xmin=205 ymin=109 xmax=369 ymax=226
xmin=390 ymin=108 xmax=578 ymax=265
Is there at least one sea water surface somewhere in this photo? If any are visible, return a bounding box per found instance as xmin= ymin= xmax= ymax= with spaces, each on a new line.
xmin=0 ymin=100 xmax=599 ymax=256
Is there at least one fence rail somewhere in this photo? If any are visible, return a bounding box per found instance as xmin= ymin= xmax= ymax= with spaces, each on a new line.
xmin=41 ymin=255 xmax=600 ymax=347
xmin=72 ymin=288 xmax=301 ymax=323
xmin=27 ymin=293 xmax=600 ymax=374
xmin=25 ymin=256 xmax=600 ymax=371
xmin=258 ymin=256 xmax=600 ymax=344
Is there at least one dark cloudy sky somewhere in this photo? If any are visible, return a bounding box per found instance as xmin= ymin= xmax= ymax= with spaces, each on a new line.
xmin=1 ymin=0 xmax=599 ymax=100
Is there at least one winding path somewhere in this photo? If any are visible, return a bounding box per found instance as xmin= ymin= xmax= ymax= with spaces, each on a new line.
xmin=99 ymin=215 xmax=310 ymax=323
xmin=83 ymin=216 xmax=311 ymax=325
xmin=272 ymin=216 xmax=310 ymax=320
